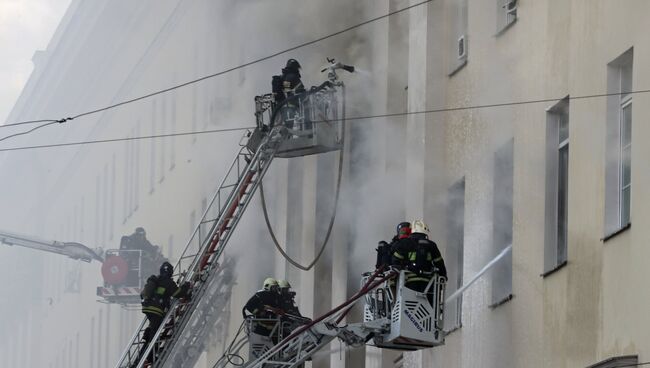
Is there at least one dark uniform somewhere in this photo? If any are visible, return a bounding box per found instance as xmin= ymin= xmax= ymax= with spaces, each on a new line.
xmin=392 ymin=233 xmax=447 ymax=304
xmin=377 ymin=222 xmax=411 ymax=270
xmin=279 ymin=290 xmax=301 ymax=317
xmin=272 ymin=59 xmax=305 ymax=104
xmin=272 ymin=59 xmax=307 ymax=130
xmin=137 ymin=262 xmax=189 ymax=366
xmin=375 ymin=239 xmax=394 ymax=270
xmin=120 ymin=227 xmax=161 ymax=286
xmin=243 ymin=289 xmax=282 ymax=337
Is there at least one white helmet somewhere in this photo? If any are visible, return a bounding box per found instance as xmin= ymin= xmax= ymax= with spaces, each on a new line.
xmin=263 ymin=277 xmax=278 ymax=291
xmin=411 ymin=219 xmax=430 ymax=236
xmin=278 ymin=279 xmax=291 ymax=289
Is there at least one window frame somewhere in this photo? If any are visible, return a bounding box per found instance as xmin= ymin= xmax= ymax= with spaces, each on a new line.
xmin=618 ymin=97 xmax=632 ymax=227
xmin=490 ymin=139 xmax=514 ymax=307
xmin=496 ymin=0 xmax=518 ymax=35
xmin=603 ymin=47 xmax=633 ymax=240
xmin=543 ymin=97 xmax=570 ymax=276
xmin=445 ymin=178 xmax=465 ymax=331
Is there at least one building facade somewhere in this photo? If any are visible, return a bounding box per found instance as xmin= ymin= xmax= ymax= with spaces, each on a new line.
xmin=0 ymin=1 xmax=649 ymax=367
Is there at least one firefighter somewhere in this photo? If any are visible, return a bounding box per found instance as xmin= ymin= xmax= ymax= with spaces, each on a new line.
xmin=391 ymin=220 xmax=447 ymax=304
xmin=137 ymin=261 xmax=190 ymax=366
xmin=272 ymin=59 xmax=306 ymax=104
xmin=277 ymin=279 xmax=301 ymax=317
xmin=120 ymin=227 xmax=162 ymax=286
xmin=376 ymin=222 xmax=411 ymax=270
xmin=243 ymin=278 xmax=282 ymax=339
xmin=271 ymin=59 xmax=307 ymax=131
xmin=277 ymin=279 xmax=308 ymax=337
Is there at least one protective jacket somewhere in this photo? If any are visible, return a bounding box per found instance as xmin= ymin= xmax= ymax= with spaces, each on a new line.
xmin=391 ymin=233 xmax=447 ymax=282
xmin=141 ymin=275 xmax=190 ymax=317
xmin=272 ymin=68 xmax=305 ymax=103
xmin=375 ymin=237 xmax=397 ymax=270
xmin=279 ymin=291 xmax=302 ymax=317
xmin=243 ymin=290 xmax=281 ymax=319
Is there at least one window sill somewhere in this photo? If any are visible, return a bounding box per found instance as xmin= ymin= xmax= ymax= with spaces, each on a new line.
xmin=495 ymin=18 xmax=518 ymax=37
xmin=489 ymin=294 xmax=513 ymax=309
xmin=448 ymin=59 xmax=468 ymax=77
xmin=601 ymin=223 xmax=631 ymax=242
xmin=541 ymin=260 xmax=567 ymax=278
xmin=444 ymin=324 xmax=462 ymax=336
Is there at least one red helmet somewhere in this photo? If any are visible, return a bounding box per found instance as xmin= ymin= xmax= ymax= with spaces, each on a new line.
xmin=396 ymin=222 xmax=411 ymax=239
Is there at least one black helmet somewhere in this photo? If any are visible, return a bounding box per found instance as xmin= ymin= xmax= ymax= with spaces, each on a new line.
xmin=285 ymin=59 xmax=301 ymax=71
xmin=396 ymin=222 xmax=411 ymax=239
xmin=160 ymin=262 xmax=173 ymax=278
xmin=135 ymin=227 xmax=146 ymax=236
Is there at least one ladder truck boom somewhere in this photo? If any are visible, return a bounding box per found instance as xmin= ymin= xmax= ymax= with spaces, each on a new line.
xmin=115 ymin=59 xmax=348 ymax=368
xmin=0 ymin=229 xmax=103 ymax=263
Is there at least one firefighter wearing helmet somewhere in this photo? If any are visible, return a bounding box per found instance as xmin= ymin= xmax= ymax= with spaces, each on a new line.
xmin=137 ymin=262 xmax=191 ymax=366
xmin=243 ymin=277 xmax=282 ymax=338
xmin=391 ymin=219 xmax=447 ymax=303
xmin=376 ymin=222 xmax=411 ymax=270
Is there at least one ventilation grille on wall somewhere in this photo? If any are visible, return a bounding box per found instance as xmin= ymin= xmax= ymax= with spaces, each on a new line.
xmin=457 ymin=35 xmax=467 ymax=59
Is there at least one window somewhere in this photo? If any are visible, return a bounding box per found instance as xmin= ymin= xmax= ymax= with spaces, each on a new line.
xmin=449 ymin=0 xmax=468 ymax=75
xmin=544 ymin=97 xmax=569 ymax=275
xmin=496 ymin=0 xmax=517 ymax=33
xmin=168 ymin=235 xmax=174 ymax=261
xmin=159 ymin=96 xmax=166 ymax=183
xmin=109 ymin=155 xmax=115 ymax=241
xmin=102 ymin=164 xmax=108 ymax=242
xmin=604 ymin=48 xmax=633 ymax=238
xmin=95 ymin=176 xmax=100 ymax=245
xmin=445 ymin=178 xmax=465 ymax=330
xmin=134 ymin=123 xmax=141 ymax=211
xmin=192 ymin=45 xmax=198 ymax=144
xmin=123 ymin=139 xmax=130 ymax=223
xmin=587 ymin=355 xmax=638 ymax=368
xmin=491 ymin=139 xmax=513 ymax=306
xmin=192 ymin=84 xmax=198 ymax=144
xmin=149 ymin=100 xmax=157 ymax=193
xmin=170 ymin=91 xmax=177 ymax=170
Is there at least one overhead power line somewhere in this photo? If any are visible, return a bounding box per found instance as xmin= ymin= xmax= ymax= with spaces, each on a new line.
xmin=0 ymin=0 xmax=434 ymax=131
xmin=1 ymin=88 xmax=648 ymax=153
xmin=0 ymin=126 xmax=255 ymax=152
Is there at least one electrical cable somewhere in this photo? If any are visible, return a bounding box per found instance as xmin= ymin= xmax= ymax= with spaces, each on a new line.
xmin=259 ymin=86 xmax=345 ymax=271
xmin=0 ymin=120 xmax=62 ymax=143
xmin=212 ymin=320 xmax=248 ymax=368
xmin=1 ymin=88 xmax=649 ymax=152
xmin=0 ymin=0 xmax=435 ymax=131
xmin=0 ymin=125 xmax=255 ymax=152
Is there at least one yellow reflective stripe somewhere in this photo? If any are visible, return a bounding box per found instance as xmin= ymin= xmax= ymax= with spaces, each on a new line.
xmin=393 ymin=253 xmax=404 ymax=260
xmin=408 ymin=252 xmax=416 ymax=261
xmin=406 ymin=277 xmax=432 ymax=283
xmin=433 ymin=257 xmax=442 ymax=262
xmin=155 ymin=286 xmax=166 ymax=295
xmin=143 ymin=306 xmax=164 ymax=316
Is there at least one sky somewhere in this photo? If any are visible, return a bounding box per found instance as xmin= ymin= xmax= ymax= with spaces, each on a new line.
xmin=0 ymin=0 xmax=72 ymax=124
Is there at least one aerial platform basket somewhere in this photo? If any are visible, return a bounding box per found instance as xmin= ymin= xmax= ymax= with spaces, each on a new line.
xmin=363 ymin=270 xmax=446 ymax=350
xmin=248 ymin=81 xmax=343 ymax=159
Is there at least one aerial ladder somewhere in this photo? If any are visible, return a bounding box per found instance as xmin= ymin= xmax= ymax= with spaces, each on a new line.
xmin=0 ymin=228 xmax=169 ymax=305
xmin=0 ymin=229 xmax=103 ymax=263
xmin=114 ymin=58 xmax=351 ymax=368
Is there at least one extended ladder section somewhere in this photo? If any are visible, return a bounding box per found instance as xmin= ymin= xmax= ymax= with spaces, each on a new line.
xmin=115 ymin=60 xmax=348 ymax=368
xmin=0 ymin=229 xmax=103 ymax=263
xmin=115 ymin=126 xmax=286 ymax=368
